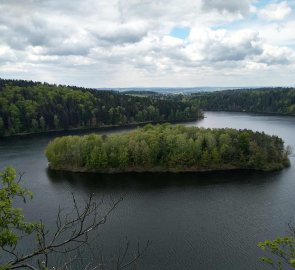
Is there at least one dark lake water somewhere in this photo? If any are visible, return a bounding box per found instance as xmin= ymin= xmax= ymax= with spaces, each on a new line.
xmin=1 ymin=111 xmax=295 ymax=270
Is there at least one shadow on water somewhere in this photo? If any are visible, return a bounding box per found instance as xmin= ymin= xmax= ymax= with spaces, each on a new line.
xmin=46 ymin=168 xmax=283 ymax=193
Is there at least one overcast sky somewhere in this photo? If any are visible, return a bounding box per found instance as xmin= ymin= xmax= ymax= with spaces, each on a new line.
xmin=0 ymin=0 xmax=295 ymax=87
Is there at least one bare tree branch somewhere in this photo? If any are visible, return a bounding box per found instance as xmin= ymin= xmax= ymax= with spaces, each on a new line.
xmin=5 ymin=194 xmax=124 ymax=270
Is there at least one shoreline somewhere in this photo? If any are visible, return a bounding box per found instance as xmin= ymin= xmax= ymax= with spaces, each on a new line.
xmin=48 ymin=164 xmax=287 ymax=174
xmin=2 ymin=111 xmax=295 ymax=138
xmin=202 ymin=109 xmax=295 ymax=117
xmin=2 ymin=118 xmax=200 ymax=138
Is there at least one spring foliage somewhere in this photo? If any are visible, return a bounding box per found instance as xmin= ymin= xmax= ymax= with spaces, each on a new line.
xmin=187 ymin=88 xmax=295 ymax=115
xmin=0 ymin=79 xmax=201 ymax=136
xmin=45 ymin=124 xmax=290 ymax=172
xmin=0 ymin=167 xmax=40 ymax=270
xmin=258 ymin=235 xmax=295 ymax=269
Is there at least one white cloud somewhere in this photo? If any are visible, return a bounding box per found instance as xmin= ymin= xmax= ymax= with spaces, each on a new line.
xmin=188 ymin=28 xmax=262 ymax=62
xmin=0 ymin=0 xmax=294 ymax=87
xmin=257 ymin=1 xmax=292 ymax=21
xmin=0 ymin=45 xmax=17 ymax=62
xmin=244 ymin=61 xmax=268 ymax=70
xmin=255 ymin=44 xmax=295 ymax=65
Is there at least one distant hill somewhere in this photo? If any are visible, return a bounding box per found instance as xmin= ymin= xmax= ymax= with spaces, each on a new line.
xmin=121 ymin=90 xmax=159 ymax=97
xmin=96 ymin=87 xmax=253 ymax=94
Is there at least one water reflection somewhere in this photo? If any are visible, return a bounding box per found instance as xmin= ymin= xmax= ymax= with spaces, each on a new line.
xmin=47 ymin=168 xmax=283 ymax=192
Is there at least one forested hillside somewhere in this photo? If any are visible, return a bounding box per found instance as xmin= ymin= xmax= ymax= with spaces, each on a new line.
xmin=187 ymin=88 xmax=295 ymax=115
xmin=46 ymin=124 xmax=290 ymax=173
xmin=0 ymin=79 xmax=201 ymax=136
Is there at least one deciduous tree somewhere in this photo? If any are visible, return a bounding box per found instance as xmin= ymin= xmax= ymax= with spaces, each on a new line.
xmin=0 ymin=167 xmax=148 ymax=270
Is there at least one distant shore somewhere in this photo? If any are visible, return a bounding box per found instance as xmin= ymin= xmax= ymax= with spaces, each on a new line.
xmin=203 ymin=109 xmax=295 ymax=117
xmin=6 ymin=109 xmax=295 ymax=138
xmin=3 ymin=118 xmax=200 ymax=138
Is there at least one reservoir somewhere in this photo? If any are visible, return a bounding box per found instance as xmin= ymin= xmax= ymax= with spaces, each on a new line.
xmin=1 ymin=111 xmax=295 ymax=270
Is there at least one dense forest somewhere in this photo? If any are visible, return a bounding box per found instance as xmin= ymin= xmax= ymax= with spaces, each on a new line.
xmin=0 ymin=79 xmax=202 ymax=136
xmin=2 ymin=78 xmax=295 ymax=137
xmin=45 ymin=124 xmax=290 ymax=173
xmin=186 ymin=88 xmax=295 ymax=115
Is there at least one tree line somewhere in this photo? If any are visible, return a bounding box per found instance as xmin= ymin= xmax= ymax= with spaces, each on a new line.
xmin=185 ymin=88 xmax=295 ymax=115
xmin=45 ymin=124 xmax=290 ymax=172
xmin=0 ymin=79 xmax=202 ymax=136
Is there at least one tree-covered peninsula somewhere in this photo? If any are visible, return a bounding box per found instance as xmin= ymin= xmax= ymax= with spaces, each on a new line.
xmin=45 ymin=124 xmax=290 ymax=173
xmin=187 ymin=88 xmax=295 ymax=115
xmin=0 ymin=79 xmax=202 ymax=136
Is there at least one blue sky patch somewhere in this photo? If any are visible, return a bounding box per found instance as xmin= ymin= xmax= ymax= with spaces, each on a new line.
xmin=170 ymin=27 xmax=190 ymax=39
xmin=254 ymin=0 xmax=272 ymax=8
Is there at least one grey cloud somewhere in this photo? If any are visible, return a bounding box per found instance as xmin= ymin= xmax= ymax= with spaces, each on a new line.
xmin=0 ymin=0 xmax=150 ymax=58
xmin=92 ymin=26 xmax=148 ymax=45
xmin=202 ymin=0 xmax=252 ymax=15
xmin=263 ymin=58 xmax=290 ymax=65
xmin=0 ymin=11 xmax=67 ymax=50
xmin=258 ymin=55 xmax=291 ymax=65
xmin=207 ymin=42 xmax=262 ymax=62
xmin=45 ymin=45 xmax=91 ymax=56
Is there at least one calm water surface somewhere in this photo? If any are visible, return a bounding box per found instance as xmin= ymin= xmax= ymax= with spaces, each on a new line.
xmin=1 ymin=111 xmax=295 ymax=270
